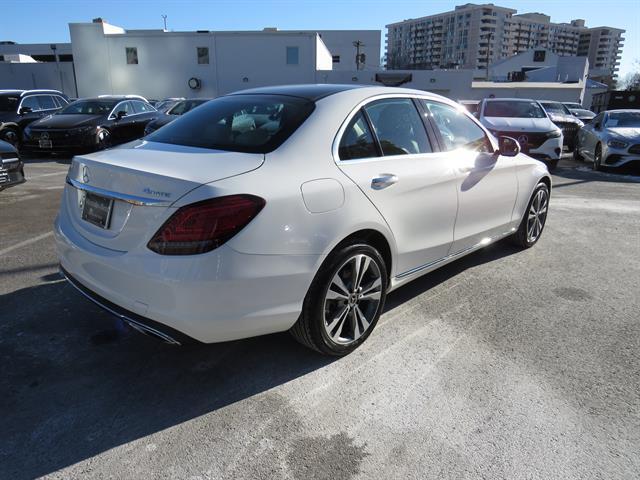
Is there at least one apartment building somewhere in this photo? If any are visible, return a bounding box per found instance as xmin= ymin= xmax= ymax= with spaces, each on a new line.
xmin=386 ymin=3 xmax=624 ymax=81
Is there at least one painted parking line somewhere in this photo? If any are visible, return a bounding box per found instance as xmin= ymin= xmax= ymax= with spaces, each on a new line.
xmin=0 ymin=232 xmax=54 ymax=257
xmin=27 ymin=171 xmax=69 ymax=179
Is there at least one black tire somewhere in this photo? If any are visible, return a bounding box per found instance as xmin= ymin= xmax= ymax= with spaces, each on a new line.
xmin=593 ymin=144 xmax=602 ymax=171
xmin=96 ymin=128 xmax=112 ymax=150
xmin=0 ymin=127 xmax=19 ymax=146
xmin=290 ymin=242 xmax=388 ymax=356
xmin=573 ymin=142 xmax=583 ymax=161
xmin=511 ymin=182 xmax=550 ymax=249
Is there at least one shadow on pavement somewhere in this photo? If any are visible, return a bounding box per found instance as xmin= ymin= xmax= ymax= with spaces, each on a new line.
xmin=0 ymin=238 xmax=520 ymax=479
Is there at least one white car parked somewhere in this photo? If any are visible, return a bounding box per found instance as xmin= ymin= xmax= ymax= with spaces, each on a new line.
xmin=56 ymin=85 xmax=551 ymax=355
xmin=478 ymin=98 xmax=563 ymax=169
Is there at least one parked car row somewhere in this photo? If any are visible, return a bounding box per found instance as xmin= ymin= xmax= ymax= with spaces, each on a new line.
xmin=0 ymin=89 xmax=213 ymax=157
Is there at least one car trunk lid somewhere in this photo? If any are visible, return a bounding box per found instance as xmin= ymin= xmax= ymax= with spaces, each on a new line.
xmin=64 ymin=140 xmax=264 ymax=251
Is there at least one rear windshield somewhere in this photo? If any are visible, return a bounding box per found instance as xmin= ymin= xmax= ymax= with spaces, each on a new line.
xmin=484 ymin=100 xmax=546 ymax=119
xmin=59 ymin=100 xmax=118 ymax=115
xmin=146 ymin=94 xmax=315 ymax=153
xmin=0 ymin=95 xmax=19 ymax=112
xmin=540 ymin=102 xmax=571 ymax=115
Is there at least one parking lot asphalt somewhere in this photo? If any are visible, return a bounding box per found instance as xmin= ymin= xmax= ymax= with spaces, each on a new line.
xmin=1 ymin=156 xmax=639 ymax=479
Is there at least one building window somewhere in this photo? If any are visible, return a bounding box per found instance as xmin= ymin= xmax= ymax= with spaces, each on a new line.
xmin=286 ymin=46 xmax=299 ymax=65
xmin=332 ymin=55 xmax=340 ymax=63
xmin=197 ymin=47 xmax=209 ymax=64
xmin=126 ymin=47 xmax=138 ymax=65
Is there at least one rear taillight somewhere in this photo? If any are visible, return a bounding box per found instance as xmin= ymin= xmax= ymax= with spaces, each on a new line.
xmin=147 ymin=195 xmax=265 ymax=255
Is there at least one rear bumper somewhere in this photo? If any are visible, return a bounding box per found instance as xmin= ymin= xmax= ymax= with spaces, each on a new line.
xmin=54 ymin=206 xmax=321 ymax=343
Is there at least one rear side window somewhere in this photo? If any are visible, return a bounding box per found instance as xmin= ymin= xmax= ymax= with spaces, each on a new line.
xmin=0 ymin=95 xmax=19 ymax=112
xmin=422 ymin=101 xmax=492 ymax=153
xmin=364 ymin=98 xmax=432 ymax=155
xmin=131 ymin=100 xmax=155 ymax=113
xmin=38 ymin=95 xmax=57 ymax=110
xmin=147 ymin=94 xmax=315 ymax=153
xmin=339 ymin=110 xmax=378 ymax=160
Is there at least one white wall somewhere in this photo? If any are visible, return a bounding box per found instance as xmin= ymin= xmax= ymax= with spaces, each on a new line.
xmin=0 ymin=62 xmax=77 ymax=96
xmin=316 ymin=30 xmax=380 ymax=71
xmin=70 ymin=22 xmax=329 ymax=98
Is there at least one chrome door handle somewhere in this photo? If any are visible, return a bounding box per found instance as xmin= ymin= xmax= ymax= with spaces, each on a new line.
xmin=371 ymin=174 xmax=398 ymax=190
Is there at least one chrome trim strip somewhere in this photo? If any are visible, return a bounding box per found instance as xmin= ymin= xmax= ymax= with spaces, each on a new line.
xmin=395 ymin=230 xmax=514 ymax=280
xmin=60 ymin=268 xmax=181 ymax=345
xmin=66 ymin=176 xmax=172 ymax=206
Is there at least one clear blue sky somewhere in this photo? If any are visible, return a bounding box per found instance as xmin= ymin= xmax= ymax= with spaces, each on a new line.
xmin=1 ymin=0 xmax=638 ymax=77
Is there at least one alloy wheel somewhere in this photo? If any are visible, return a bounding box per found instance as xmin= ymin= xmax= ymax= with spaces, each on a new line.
xmin=526 ymin=188 xmax=548 ymax=243
xmin=323 ymin=254 xmax=382 ymax=345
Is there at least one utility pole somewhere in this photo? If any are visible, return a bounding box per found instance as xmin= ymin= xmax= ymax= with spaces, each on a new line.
xmin=162 ymin=15 xmax=168 ymax=31
xmin=50 ymin=44 xmax=63 ymax=93
xmin=353 ymin=40 xmax=365 ymax=70
xmin=485 ymin=32 xmax=492 ymax=80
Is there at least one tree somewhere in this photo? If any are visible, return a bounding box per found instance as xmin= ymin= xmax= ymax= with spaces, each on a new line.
xmin=619 ymin=59 xmax=640 ymax=90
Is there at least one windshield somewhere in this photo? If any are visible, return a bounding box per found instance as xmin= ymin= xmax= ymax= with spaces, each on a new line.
xmin=167 ymin=100 xmax=208 ymax=116
xmin=0 ymin=95 xmax=19 ymax=113
xmin=540 ymin=102 xmax=571 ymax=115
xmin=484 ymin=100 xmax=546 ymax=118
xmin=605 ymin=111 xmax=640 ymax=128
xmin=59 ymin=100 xmax=118 ymax=115
xmin=147 ymin=94 xmax=315 ymax=153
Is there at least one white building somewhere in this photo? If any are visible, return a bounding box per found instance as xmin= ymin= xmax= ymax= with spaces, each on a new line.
xmin=386 ymin=3 xmax=624 ymax=82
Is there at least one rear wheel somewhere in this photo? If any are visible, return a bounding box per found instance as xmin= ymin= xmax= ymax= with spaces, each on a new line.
xmin=511 ymin=182 xmax=549 ymax=249
xmin=593 ymin=144 xmax=602 ymax=171
xmin=290 ymin=243 xmax=387 ymax=356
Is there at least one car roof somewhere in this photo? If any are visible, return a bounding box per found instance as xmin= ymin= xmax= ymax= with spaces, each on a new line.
xmin=484 ymin=97 xmax=538 ymax=102
xmin=605 ymin=109 xmax=640 ymax=114
xmin=95 ymin=95 xmax=149 ymax=102
xmin=229 ymin=84 xmax=369 ymax=101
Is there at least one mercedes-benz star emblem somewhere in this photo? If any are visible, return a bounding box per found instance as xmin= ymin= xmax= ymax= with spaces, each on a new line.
xmin=518 ymin=135 xmax=528 ymax=145
xmin=82 ymin=165 xmax=90 ymax=184
xmin=41 ymin=132 xmax=49 ymax=140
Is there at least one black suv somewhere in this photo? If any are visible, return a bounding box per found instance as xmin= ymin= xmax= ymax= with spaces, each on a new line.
xmin=0 ymin=89 xmax=69 ymax=145
xmin=21 ymin=95 xmax=159 ymax=156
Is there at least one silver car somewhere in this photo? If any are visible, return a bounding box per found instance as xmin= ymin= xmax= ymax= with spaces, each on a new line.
xmin=574 ymin=109 xmax=640 ymax=170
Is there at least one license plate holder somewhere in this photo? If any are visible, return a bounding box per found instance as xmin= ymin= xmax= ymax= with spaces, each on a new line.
xmin=82 ymin=192 xmax=114 ymax=229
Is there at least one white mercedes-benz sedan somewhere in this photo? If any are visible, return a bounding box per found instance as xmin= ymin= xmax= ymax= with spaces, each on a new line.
xmin=55 ymin=85 xmax=551 ymax=355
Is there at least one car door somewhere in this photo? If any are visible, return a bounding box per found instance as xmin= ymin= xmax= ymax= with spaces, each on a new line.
xmin=336 ymin=97 xmax=458 ymax=276
xmin=109 ymin=101 xmax=137 ymax=144
xmin=579 ymin=112 xmax=604 ymax=160
xmin=420 ymin=99 xmax=518 ymax=254
xmin=130 ymin=100 xmax=158 ymax=138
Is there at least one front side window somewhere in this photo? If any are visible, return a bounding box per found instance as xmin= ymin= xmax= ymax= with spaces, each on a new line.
xmin=147 ymin=94 xmax=315 ymax=153
xmin=20 ymin=96 xmax=41 ymax=111
xmin=364 ymin=98 xmax=432 ymax=155
xmin=483 ymin=100 xmax=546 ymax=118
xmin=197 ymin=47 xmax=209 ymax=65
xmin=423 ymin=101 xmax=492 ymax=152
xmin=126 ymin=47 xmax=138 ymax=65
xmin=112 ymin=101 xmax=133 ymax=117
xmin=339 ymin=110 xmax=378 ymax=160
xmin=286 ymin=46 xmax=299 ymax=65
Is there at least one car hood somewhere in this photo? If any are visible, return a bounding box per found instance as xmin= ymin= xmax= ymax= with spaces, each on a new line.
xmin=607 ymin=127 xmax=640 ymax=141
xmin=30 ymin=114 xmax=103 ymax=129
xmin=570 ymin=109 xmax=595 ymax=119
xmin=482 ymin=116 xmax=555 ymax=132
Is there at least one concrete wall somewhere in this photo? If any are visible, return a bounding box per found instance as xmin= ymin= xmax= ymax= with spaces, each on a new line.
xmin=0 ymin=61 xmax=77 ymax=96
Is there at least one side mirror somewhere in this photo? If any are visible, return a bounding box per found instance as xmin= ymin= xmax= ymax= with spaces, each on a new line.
xmin=498 ymin=136 xmax=520 ymax=157
xmin=115 ymin=110 xmax=127 ymax=120
xmin=19 ymin=106 xmax=32 ymax=115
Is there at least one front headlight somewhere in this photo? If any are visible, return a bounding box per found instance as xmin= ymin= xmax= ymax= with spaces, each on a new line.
xmin=546 ymin=129 xmax=562 ymax=139
xmin=576 ymin=119 xmax=584 ymax=128
xmin=607 ymin=139 xmax=628 ymax=149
